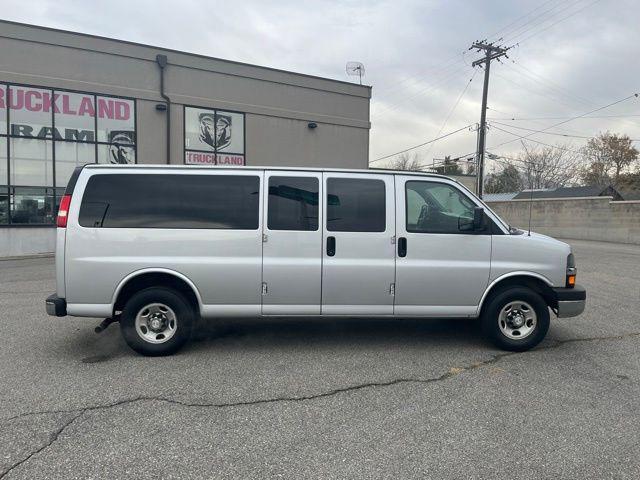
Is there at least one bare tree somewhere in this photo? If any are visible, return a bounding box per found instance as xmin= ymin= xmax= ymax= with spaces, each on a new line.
xmin=517 ymin=142 xmax=580 ymax=190
xmin=581 ymin=132 xmax=639 ymax=186
xmin=485 ymin=164 xmax=523 ymax=193
xmin=433 ymin=156 xmax=463 ymax=175
xmin=388 ymin=152 xmax=424 ymax=171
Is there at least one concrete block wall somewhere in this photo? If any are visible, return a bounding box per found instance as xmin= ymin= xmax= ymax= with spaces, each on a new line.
xmin=487 ymin=196 xmax=640 ymax=245
xmin=0 ymin=228 xmax=56 ymax=257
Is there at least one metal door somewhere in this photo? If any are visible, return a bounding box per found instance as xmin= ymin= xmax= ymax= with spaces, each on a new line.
xmin=394 ymin=175 xmax=491 ymax=317
xmin=262 ymin=171 xmax=323 ymax=315
xmin=321 ymin=172 xmax=395 ymax=315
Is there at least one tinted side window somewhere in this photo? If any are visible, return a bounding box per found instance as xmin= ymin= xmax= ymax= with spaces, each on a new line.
xmin=326 ymin=178 xmax=385 ymax=232
xmin=79 ymin=174 xmax=259 ymax=229
xmin=406 ymin=181 xmax=475 ymax=234
xmin=268 ymin=176 xmax=318 ymax=231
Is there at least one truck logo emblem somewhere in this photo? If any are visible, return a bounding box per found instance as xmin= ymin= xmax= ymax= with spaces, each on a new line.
xmin=108 ymin=131 xmax=135 ymax=164
xmin=199 ymin=112 xmax=232 ymax=150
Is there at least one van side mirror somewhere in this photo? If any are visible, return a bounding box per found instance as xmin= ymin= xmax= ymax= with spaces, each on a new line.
xmin=458 ymin=207 xmax=485 ymax=232
xmin=473 ymin=206 xmax=484 ymax=230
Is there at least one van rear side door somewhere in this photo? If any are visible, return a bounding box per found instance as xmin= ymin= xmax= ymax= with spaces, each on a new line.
xmin=262 ymin=171 xmax=323 ymax=315
xmin=321 ymin=172 xmax=395 ymax=315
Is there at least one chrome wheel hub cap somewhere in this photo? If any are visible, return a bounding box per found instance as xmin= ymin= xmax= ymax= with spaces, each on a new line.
xmin=135 ymin=303 xmax=177 ymax=344
xmin=498 ymin=301 xmax=537 ymax=340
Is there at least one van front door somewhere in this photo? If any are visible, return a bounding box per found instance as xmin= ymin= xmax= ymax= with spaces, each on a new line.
xmin=321 ymin=172 xmax=396 ymax=315
xmin=262 ymin=171 xmax=323 ymax=315
xmin=394 ymin=176 xmax=491 ymax=316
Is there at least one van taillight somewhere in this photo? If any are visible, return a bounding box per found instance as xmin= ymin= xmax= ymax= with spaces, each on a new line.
xmin=57 ymin=194 xmax=72 ymax=228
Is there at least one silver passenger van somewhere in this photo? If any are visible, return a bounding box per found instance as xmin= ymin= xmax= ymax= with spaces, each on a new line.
xmin=46 ymin=165 xmax=586 ymax=356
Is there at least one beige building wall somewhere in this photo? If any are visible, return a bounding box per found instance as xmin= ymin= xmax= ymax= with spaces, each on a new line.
xmin=0 ymin=20 xmax=371 ymax=169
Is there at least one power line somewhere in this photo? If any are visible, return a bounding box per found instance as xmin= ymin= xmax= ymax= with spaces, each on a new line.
xmin=372 ymin=63 xmax=470 ymax=118
xmin=488 ymin=93 xmax=640 ymax=150
xmin=487 ymin=107 xmax=589 ymax=136
xmin=369 ymin=124 xmax=473 ymax=163
xmin=422 ymin=70 xmax=478 ymax=160
xmin=488 ymin=114 xmax=640 ymax=121
xmin=490 ymin=124 xmax=585 ymax=155
xmin=491 ymin=70 xmax=587 ymax=112
xmin=502 ymin=62 xmax=592 ymax=109
xmin=502 ymin=0 xmax=587 ymax=44
xmin=490 ymin=121 xmax=640 ymax=142
xmin=508 ymin=59 xmax=594 ymax=107
xmin=486 ymin=0 xmax=557 ymax=42
xmin=373 ymin=52 xmax=467 ymax=98
xmin=511 ymin=0 xmax=604 ymax=45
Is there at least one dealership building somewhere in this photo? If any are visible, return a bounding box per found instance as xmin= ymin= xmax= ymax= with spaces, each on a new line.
xmin=0 ymin=20 xmax=371 ymax=256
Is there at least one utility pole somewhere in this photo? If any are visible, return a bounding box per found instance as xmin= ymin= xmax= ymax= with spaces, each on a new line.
xmin=470 ymin=41 xmax=509 ymax=197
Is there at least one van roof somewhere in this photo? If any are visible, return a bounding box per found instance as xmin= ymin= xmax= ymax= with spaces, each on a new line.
xmin=82 ymin=163 xmax=456 ymax=180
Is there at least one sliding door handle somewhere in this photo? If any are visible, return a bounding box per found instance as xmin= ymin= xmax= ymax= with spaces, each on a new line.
xmin=327 ymin=236 xmax=336 ymax=256
xmin=398 ymin=237 xmax=407 ymax=257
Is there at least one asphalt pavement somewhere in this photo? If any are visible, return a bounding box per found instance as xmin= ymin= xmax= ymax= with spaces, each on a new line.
xmin=0 ymin=239 xmax=639 ymax=479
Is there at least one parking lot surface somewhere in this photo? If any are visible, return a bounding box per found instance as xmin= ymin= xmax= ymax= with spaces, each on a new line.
xmin=0 ymin=239 xmax=639 ymax=479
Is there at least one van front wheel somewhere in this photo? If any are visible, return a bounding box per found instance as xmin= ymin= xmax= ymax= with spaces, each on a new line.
xmin=481 ymin=287 xmax=550 ymax=352
xmin=120 ymin=287 xmax=194 ymax=356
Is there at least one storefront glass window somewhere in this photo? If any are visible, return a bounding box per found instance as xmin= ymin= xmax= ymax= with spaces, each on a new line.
xmin=10 ymin=138 xmax=53 ymax=187
xmin=0 ymin=187 xmax=8 ymax=224
xmin=8 ymin=86 xmax=52 ymax=137
xmin=0 ymin=137 xmax=6 ymax=187
xmin=97 ymin=96 xmax=135 ymax=144
xmin=0 ymin=85 xmax=7 ymax=136
xmin=55 ymin=141 xmax=95 ymax=187
xmin=184 ymin=106 xmax=245 ymax=166
xmin=10 ymin=186 xmax=56 ymax=225
xmin=54 ymin=92 xmax=96 ymax=138
xmin=0 ymin=83 xmax=136 ymax=225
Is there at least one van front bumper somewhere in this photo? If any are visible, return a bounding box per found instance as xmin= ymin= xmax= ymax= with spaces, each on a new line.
xmin=45 ymin=294 xmax=67 ymax=317
xmin=552 ymin=285 xmax=586 ymax=318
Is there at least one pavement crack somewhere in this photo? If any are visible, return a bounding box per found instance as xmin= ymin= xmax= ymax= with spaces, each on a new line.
xmin=4 ymin=330 xmax=640 ymax=424
xmin=1 ymin=330 xmax=639 ymax=477
xmin=0 ymin=412 xmax=82 ymax=479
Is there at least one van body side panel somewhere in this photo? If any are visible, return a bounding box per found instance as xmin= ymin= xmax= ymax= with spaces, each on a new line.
xmin=67 ymin=303 xmax=112 ymax=317
xmin=64 ymin=169 xmax=263 ymax=315
xmin=55 ymin=228 xmax=66 ymax=299
xmin=490 ymin=233 xmax=569 ymax=287
xmin=393 ymin=176 xmax=492 ymax=317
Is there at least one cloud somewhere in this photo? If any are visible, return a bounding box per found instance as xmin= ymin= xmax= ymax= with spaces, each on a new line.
xmin=3 ymin=0 xmax=639 ymax=169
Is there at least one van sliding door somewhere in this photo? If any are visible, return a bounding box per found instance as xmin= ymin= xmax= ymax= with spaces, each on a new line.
xmin=321 ymin=172 xmax=396 ymax=315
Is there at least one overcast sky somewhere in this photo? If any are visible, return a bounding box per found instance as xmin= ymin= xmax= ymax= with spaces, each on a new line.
xmin=4 ymin=0 xmax=639 ymax=172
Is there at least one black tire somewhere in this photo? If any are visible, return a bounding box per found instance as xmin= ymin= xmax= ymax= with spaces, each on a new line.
xmin=481 ymin=286 xmax=550 ymax=352
xmin=120 ymin=287 xmax=194 ymax=356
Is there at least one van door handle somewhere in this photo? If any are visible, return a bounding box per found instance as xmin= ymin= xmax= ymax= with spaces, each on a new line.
xmin=327 ymin=236 xmax=336 ymax=256
xmin=398 ymin=237 xmax=407 ymax=257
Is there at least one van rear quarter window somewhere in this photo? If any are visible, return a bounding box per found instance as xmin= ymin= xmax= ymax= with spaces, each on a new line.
xmin=78 ymin=173 xmax=260 ymax=229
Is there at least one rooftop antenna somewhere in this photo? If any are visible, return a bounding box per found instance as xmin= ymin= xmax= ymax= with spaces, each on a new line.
xmin=520 ymin=140 xmax=534 ymax=236
xmin=346 ymin=61 xmax=365 ymax=85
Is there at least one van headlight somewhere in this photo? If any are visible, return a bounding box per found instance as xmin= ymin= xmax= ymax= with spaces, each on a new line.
xmin=566 ymin=253 xmax=576 ymax=288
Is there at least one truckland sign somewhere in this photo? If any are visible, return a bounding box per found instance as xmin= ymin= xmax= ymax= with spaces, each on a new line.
xmin=0 ymin=85 xmax=136 ymax=163
xmin=184 ymin=106 xmax=245 ymax=166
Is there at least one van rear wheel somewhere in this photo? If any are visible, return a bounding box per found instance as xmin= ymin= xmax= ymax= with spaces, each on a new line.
xmin=481 ymin=287 xmax=550 ymax=352
xmin=120 ymin=287 xmax=194 ymax=356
